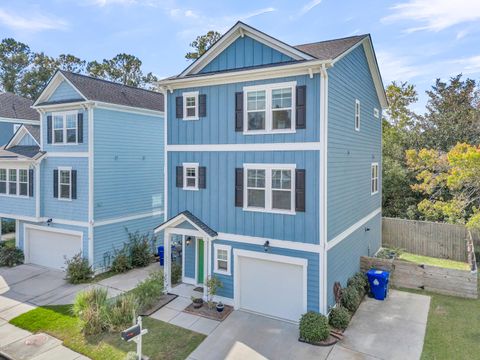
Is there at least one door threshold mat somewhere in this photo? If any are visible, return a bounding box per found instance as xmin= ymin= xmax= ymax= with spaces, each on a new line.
xmin=139 ymin=293 xmax=178 ymax=316
xmin=194 ymin=287 xmax=203 ymax=292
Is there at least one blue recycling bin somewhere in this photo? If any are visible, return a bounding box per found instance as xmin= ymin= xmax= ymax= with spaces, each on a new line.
xmin=366 ymin=269 xmax=390 ymax=300
xmin=158 ymin=246 xmax=164 ymax=266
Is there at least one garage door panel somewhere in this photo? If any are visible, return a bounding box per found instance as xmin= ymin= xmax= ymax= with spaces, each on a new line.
xmin=26 ymin=228 xmax=82 ymax=270
xmin=238 ymin=256 xmax=304 ymax=322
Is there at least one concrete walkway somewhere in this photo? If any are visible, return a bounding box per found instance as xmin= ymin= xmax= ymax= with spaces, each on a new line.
xmin=0 ymin=233 xmax=15 ymax=242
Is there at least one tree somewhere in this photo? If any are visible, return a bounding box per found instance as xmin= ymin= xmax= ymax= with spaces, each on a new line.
xmin=185 ymin=31 xmax=221 ymax=60
xmin=0 ymin=38 xmax=32 ymax=93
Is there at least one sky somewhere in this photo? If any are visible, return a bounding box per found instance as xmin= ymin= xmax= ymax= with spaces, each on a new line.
xmin=1 ymin=0 xmax=480 ymax=112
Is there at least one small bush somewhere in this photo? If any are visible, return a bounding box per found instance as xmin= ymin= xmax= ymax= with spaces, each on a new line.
xmin=125 ymin=352 xmax=137 ymax=360
xmin=132 ymin=270 xmax=164 ymax=311
xmin=64 ymin=253 xmax=94 ymax=284
xmin=1 ymin=219 xmax=15 ymax=234
xmin=111 ymin=244 xmax=132 ymax=273
xmin=328 ymin=306 xmax=351 ymax=330
xmin=108 ymin=293 xmax=138 ymax=331
xmin=341 ymin=285 xmax=361 ymax=313
xmin=171 ymin=262 xmax=182 ymax=285
xmin=299 ymin=312 xmax=330 ymax=343
xmin=73 ymin=287 xmax=109 ymax=335
xmin=0 ymin=244 xmax=24 ymax=267
xmin=376 ymin=247 xmax=403 ymax=259
xmin=347 ymin=272 xmax=369 ymax=297
xmin=128 ymin=231 xmax=153 ymax=268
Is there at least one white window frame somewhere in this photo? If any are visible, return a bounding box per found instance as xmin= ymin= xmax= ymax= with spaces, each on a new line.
xmin=13 ymin=124 xmax=21 ymax=133
xmin=374 ymin=108 xmax=380 ymax=119
xmin=52 ymin=110 xmax=78 ymax=145
xmin=243 ymin=81 xmax=296 ymax=135
xmin=355 ymin=99 xmax=361 ymax=131
xmin=243 ymin=163 xmax=296 ymax=215
xmin=214 ymin=244 xmax=231 ymax=275
xmin=182 ymin=91 xmax=199 ymax=120
xmin=183 ymin=162 xmax=199 ymax=191
xmin=0 ymin=167 xmax=29 ymax=198
xmin=58 ymin=166 xmax=72 ymax=201
xmin=371 ymin=162 xmax=379 ymax=195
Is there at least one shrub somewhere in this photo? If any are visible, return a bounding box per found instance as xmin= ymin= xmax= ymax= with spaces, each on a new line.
xmin=73 ymin=287 xmax=109 ymax=335
xmin=108 ymin=293 xmax=138 ymax=331
xmin=132 ymin=270 xmax=164 ymax=311
xmin=328 ymin=306 xmax=351 ymax=330
xmin=206 ymin=275 xmax=223 ymax=309
xmin=341 ymin=285 xmax=361 ymax=313
xmin=0 ymin=244 xmax=24 ymax=267
xmin=171 ymin=262 xmax=182 ymax=285
xmin=299 ymin=312 xmax=330 ymax=343
xmin=111 ymin=244 xmax=132 ymax=273
xmin=128 ymin=231 xmax=153 ymax=268
xmin=64 ymin=253 xmax=94 ymax=284
xmin=347 ymin=272 xmax=369 ymax=297
xmin=1 ymin=219 xmax=15 ymax=234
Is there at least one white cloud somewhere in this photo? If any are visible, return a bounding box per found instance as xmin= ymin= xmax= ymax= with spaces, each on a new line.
xmin=382 ymin=0 xmax=480 ymax=33
xmin=90 ymin=0 xmax=138 ymax=6
xmin=0 ymin=8 xmax=68 ymax=32
xmin=297 ymin=0 xmax=322 ymax=17
xmin=376 ymin=51 xmax=423 ymax=83
xmin=450 ymin=55 xmax=480 ymax=76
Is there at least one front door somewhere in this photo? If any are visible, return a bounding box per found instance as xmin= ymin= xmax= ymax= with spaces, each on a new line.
xmin=197 ymin=238 xmax=204 ymax=284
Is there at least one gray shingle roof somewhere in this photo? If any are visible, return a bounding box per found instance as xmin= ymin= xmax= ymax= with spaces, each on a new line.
xmin=58 ymin=71 xmax=164 ymax=112
xmin=156 ymin=210 xmax=218 ymax=237
xmin=24 ymin=125 xmax=40 ymax=143
xmin=294 ymin=35 xmax=367 ymax=61
xmin=0 ymin=93 xmax=38 ymax=121
xmin=0 ymin=145 xmax=43 ymax=159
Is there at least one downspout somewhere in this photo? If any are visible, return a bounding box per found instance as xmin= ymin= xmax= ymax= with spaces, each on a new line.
xmin=88 ymin=104 xmax=95 ymax=267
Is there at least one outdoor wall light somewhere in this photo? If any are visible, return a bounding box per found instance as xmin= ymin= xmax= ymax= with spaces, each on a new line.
xmin=264 ymin=240 xmax=270 ymax=252
xmin=186 ymin=236 xmax=193 ymax=246
xmin=46 ymin=218 xmax=52 ymax=226
xmin=365 ymin=227 xmax=371 ymax=232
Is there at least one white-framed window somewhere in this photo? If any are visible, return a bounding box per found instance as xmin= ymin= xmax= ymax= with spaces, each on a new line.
xmin=52 ymin=111 xmax=78 ymax=145
xmin=244 ymin=163 xmax=296 ymax=214
xmin=58 ymin=167 xmax=72 ymax=200
xmin=244 ymin=81 xmax=296 ymax=134
xmin=214 ymin=244 xmax=231 ymax=275
xmin=355 ymin=99 xmax=361 ymax=131
xmin=13 ymin=124 xmax=21 ymax=133
xmin=371 ymin=163 xmax=379 ymax=195
xmin=183 ymin=163 xmax=199 ymax=190
xmin=0 ymin=168 xmax=29 ymax=197
xmin=182 ymin=92 xmax=199 ymax=120
xmin=374 ymin=108 xmax=380 ymax=118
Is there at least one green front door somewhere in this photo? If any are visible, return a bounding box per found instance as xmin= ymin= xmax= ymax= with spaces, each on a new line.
xmin=197 ymin=239 xmax=204 ymax=284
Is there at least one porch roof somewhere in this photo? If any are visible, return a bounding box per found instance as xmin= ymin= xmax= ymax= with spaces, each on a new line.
xmin=154 ymin=210 xmax=218 ymax=238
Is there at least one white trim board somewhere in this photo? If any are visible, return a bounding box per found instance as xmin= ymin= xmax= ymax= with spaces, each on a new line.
xmin=0 ymin=117 xmax=39 ymax=125
xmin=94 ymin=210 xmax=164 ymax=227
xmin=167 ymin=142 xmax=322 ymax=152
xmin=46 ymin=152 xmax=89 ymax=158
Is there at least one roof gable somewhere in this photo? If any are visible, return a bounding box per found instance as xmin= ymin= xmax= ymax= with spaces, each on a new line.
xmin=48 ymin=79 xmax=84 ymax=103
xmin=155 ymin=210 xmax=218 ymax=238
xmin=5 ymin=124 xmax=40 ymax=149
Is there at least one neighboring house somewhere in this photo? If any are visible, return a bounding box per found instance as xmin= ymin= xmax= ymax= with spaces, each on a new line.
xmin=0 ymin=70 xmax=164 ymax=271
xmin=155 ymin=21 xmax=386 ymax=320
xmin=0 ymin=93 xmax=39 ymax=146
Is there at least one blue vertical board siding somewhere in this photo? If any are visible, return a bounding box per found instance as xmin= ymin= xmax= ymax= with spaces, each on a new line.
xmin=18 ymin=133 xmax=38 ymax=146
xmin=0 ymin=122 xmax=15 ymax=145
xmin=326 ymin=213 xmax=381 ymax=309
xmin=210 ymin=239 xmax=320 ymax=312
xmin=17 ymin=220 xmax=89 ymax=259
xmin=327 ymin=44 xmax=382 ymax=241
xmin=199 ymin=36 xmax=294 ymax=74
xmin=93 ymin=214 xmax=163 ymax=269
xmin=40 ymin=157 xmax=88 ymax=221
xmin=168 ymin=151 xmax=320 ymax=244
xmin=47 ymin=80 xmax=83 ymax=102
xmin=184 ymin=236 xmax=196 ymax=279
xmin=42 ymin=109 xmax=88 ymax=153
xmin=93 ymin=108 xmax=164 ymax=221
xmin=168 ymin=74 xmax=320 ymax=145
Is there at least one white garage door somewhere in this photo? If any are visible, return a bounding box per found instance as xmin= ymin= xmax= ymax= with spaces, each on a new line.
xmin=237 ymin=253 xmax=306 ymax=322
xmin=26 ymin=227 xmax=82 ymax=270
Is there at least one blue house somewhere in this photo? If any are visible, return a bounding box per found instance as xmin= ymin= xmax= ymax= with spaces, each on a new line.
xmin=155 ymin=22 xmax=386 ymax=320
xmin=0 ymin=93 xmax=39 ymax=146
xmin=0 ymin=70 xmax=165 ymax=271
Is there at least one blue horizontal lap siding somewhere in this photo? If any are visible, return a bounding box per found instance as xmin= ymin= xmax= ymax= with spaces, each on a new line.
xmin=41 ymin=157 xmax=88 ymax=222
xmin=211 ymin=239 xmax=320 ymax=312
xmin=200 ymin=35 xmax=295 ymax=74
xmin=168 ymin=74 xmax=320 ymax=145
xmin=93 ymin=108 xmax=164 ymax=221
xmin=42 ymin=109 xmax=88 ymax=153
xmin=0 ymin=122 xmax=15 ymax=145
xmin=326 ymin=213 xmax=381 ymax=309
xmin=48 ymin=80 xmax=83 ymax=102
xmin=0 ymin=192 xmax=36 ymax=218
xmin=168 ymin=151 xmax=320 ymax=244
xmin=327 ymin=44 xmax=382 ymax=241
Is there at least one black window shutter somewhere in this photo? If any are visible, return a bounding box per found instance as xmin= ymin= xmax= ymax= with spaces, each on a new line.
xmin=176 ymin=166 xmax=183 ymax=187
xmin=176 ymin=96 xmax=183 ymax=118
xmin=53 ymin=170 xmax=58 ymax=198
xmin=77 ymin=113 xmax=83 ymax=143
xmin=71 ymin=170 xmax=77 ymax=199
xmin=235 ymin=168 xmax=244 ymax=207
xmin=47 ymin=115 xmax=52 ymax=144
xmin=28 ymin=169 xmax=34 ymax=197
xmin=235 ymin=92 xmax=243 ymax=132
xmin=295 ymin=169 xmax=306 ymax=212
xmin=296 ymin=85 xmax=306 ymax=129
xmin=198 ymin=166 xmax=206 ymax=189
xmin=199 ymin=94 xmax=207 ymax=117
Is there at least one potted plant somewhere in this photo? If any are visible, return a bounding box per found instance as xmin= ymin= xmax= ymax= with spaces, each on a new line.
xmin=206 ymin=275 xmax=223 ymax=309
xmin=191 ymin=296 xmax=204 ymax=309
xmin=216 ymin=301 xmax=224 ymax=312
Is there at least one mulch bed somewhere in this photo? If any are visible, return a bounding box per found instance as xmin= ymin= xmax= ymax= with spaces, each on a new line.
xmin=183 ymin=302 xmax=233 ymax=321
xmin=139 ymin=293 xmax=178 ymax=316
xmin=299 ymin=332 xmax=340 ymax=347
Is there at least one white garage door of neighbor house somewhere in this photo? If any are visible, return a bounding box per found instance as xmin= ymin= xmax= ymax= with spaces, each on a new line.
xmin=238 ymin=256 xmax=305 ymax=322
xmin=26 ymin=228 xmax=82 ymax=270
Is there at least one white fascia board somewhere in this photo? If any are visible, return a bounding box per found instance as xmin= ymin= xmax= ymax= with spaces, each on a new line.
xmin=32 ymin=101 xmax=91 ymax=111
xmin=92 ymin=102 xmax=164 ymax=117
xmin=167 ymin=142 xmax=322 ymax=152
xmin=33 ymin=71 xmax=87 ymax=107
xmin=0 ymin=117 xmax=39 ymax=125
xmin=6 ymin=126 xmax=40 ymax=148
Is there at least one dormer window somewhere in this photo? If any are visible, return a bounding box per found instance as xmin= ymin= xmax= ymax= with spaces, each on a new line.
xmin=182 ymin=92 xmax=199 ymax=120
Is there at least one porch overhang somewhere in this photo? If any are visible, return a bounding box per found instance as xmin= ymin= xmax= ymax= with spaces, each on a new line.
xmin=154 ymin=210 xmax=218 ymax=239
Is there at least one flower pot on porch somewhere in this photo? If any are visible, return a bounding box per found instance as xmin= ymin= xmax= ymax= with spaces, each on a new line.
xmin=192 ymin=297 xmax=204 ymax=309
xmin=216 ymin=302 xmax=224 ymax=312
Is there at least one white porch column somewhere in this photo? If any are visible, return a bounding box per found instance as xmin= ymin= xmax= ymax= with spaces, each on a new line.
xmin=164 ymin=230 xmax=171 ymax=293
xmin=0 ymin=217 xmax=2 ymax=242
xmin=203 ymin=237 xmax=210 ymax=300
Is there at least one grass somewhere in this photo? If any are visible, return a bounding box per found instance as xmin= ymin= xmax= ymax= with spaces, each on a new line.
xmin=2 ymin=239 xmax=15 ymax=248
xmin=398 ymin=251 xmax=470 ymax=271
xmin=10 ymin=305 xmax=205 ymax=360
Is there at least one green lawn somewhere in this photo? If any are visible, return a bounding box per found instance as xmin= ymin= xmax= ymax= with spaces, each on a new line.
xmin=399 ymin=252 xmax=470 ymax=271
xmin=10 ymin=305 xmax=205 ymax=360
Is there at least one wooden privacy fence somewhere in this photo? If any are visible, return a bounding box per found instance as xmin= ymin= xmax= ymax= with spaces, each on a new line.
xmin=382 ymin=217 xmax=471 ymax=262
xmin=360 ymin=256 xmax=478 ymax=299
